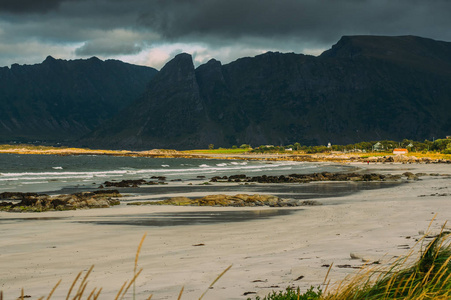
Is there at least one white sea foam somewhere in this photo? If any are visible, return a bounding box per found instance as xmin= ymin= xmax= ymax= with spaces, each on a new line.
xmin=230 ymin=161 xmax=248 ymax=165
xmin=0 ymin=155 xmax=332 ymax=193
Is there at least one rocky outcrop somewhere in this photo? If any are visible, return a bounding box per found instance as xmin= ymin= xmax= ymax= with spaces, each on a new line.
xmin=0 ymin=190 xmax=121 ymax=212
xmin=128 ymin=194 xmax=309 ymax=207
xmin=354 ymin=155 xmax=451 ymax=164
xmin=101 ymin=178 xmax=167 ymax=188
xmin=210 ymin=172 xmax=406 ymax=183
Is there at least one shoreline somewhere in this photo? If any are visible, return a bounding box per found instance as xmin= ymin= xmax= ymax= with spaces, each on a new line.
xmin=0 ymin=163 xmax=450 ymax=299
xmin=1 ymin=147 xmax=450 ymax=164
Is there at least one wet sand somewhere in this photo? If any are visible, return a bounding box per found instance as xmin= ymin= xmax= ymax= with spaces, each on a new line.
xmin=0 ymin=162 xmax=450 ymax=299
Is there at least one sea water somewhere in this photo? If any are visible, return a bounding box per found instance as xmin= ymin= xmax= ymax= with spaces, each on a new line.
xmin=0 ymin=153 xmax=352 ymax=193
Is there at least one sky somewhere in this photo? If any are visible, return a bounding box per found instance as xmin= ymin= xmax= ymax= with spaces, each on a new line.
xmin=1 ymin=0 xmax=451 ymax=70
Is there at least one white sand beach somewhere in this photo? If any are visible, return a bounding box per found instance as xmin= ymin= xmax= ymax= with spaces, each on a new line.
xmin=0 ymin=163 xmax=450 ymax=300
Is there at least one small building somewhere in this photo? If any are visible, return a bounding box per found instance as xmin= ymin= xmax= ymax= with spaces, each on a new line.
xmin=393 ymin=148 xmax=408 ymax=155
xmin=373 ymin=142 xmax=383 ymax=151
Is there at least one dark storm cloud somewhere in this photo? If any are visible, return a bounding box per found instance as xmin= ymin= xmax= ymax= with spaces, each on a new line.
xmin=1 ymin=0 xmax=451 ymax=68
xmin=0 ymin=0 xmax=63 ymax=14
xmin=139 ymin=0 xmax=451 ymax=45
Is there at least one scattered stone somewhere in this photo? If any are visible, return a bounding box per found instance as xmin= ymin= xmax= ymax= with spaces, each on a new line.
xmin=336 ymin=264 xmax=360 ymax=269
xmin=299 ymin=200 xmax=322 ymax=206
xmin=294 ymin=275 xmax=304 ymax=281
xmin=397 ymin=245 xmax=410 ymax=249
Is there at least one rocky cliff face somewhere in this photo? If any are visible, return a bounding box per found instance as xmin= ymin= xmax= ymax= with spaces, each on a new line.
xmin=0 ymin=56 xmax=157 ymax=143
xmin=82 ymin=53 xmax=208 ymax=149
xmin=84 ymin=35 xmax=451 ymax=150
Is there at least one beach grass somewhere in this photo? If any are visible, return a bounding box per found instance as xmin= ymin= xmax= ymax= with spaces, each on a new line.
xmin=251 ymin=224 xmax=451 ymax=300
xmin=322 ymin=229 xmax=451 ymax=300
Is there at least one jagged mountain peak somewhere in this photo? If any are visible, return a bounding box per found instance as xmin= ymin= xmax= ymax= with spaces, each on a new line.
xmin=43 ymin=55 xmax=57 ymax=63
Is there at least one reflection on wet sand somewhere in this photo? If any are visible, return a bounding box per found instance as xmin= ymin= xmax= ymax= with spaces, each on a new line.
xmin=77 ymin=209 xmax=297 ymax=227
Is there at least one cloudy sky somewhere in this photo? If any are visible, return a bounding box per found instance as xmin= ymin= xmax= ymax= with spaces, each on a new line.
xmin=1 ymin=0 xmax=451 ymax=69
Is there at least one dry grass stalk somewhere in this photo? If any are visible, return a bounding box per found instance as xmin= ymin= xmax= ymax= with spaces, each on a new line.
xmin=198 ymin=264 xmax=232 ymax=300
xmin=86 ymin=288 xmax=97 ymax=300
xmin=66 ymin=271 xmax=83 ymax=300
xmin=177 ymin=286 xmax=184 ymax=300
xmin=120 ymin=269 xmax=143 ymax=300
xmin=93 ymin=288 xmax=102 ymax=300
xmin=114 ymin=281 xmax=128 ymax=300
xmin=134 ymin=233 xmax=147 ymax=300
xmin=46 ymin=280 xmax=62 ymax=300
xmin=71 ymin=265 xmax=94 ymax=300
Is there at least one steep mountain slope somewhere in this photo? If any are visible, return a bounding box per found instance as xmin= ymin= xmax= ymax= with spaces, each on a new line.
xmin=84 ymin=35 xmax=451 ymax=150
xmin=0 ymin=56 xmax=157 ymax=143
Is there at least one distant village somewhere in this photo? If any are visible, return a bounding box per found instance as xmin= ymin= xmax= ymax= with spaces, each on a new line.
xmin=247 ymin=136 xmax=451 ymax=155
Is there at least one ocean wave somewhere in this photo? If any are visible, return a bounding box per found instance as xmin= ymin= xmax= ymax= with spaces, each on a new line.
xmin=0 ymin=170 xmax=130 ymax=177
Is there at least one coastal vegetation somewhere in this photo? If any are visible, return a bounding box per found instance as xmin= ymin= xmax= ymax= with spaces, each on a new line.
xmin=1 ymin=138 xmax=450 ymax=156
xmin=249 ymin=139 xmax=451 ymax=155
xmin=254 ymin=229 xmax=451 ymax=300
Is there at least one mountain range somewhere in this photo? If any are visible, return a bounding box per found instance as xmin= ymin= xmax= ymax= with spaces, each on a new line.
xmin=1 ymin=35 xmax=451 ymax=149
xmin=0 ymin=56 xmax=157 ymax=143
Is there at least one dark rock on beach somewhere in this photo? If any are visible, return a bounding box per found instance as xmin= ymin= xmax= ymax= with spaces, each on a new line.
xmin=102 ymin=178 xmax=167 ymax=188
xmin=0 ymin=190 xmax=121 ymax=212
xmin=128 ymin=194 xmax=300 ymax=207
xmin=103 ymin=179 xmax=147 ymax=188
xmin=0 ymin=192 xmax=44 ymax=200
xmin=210 ymin=172 xmax=404 ymax=184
